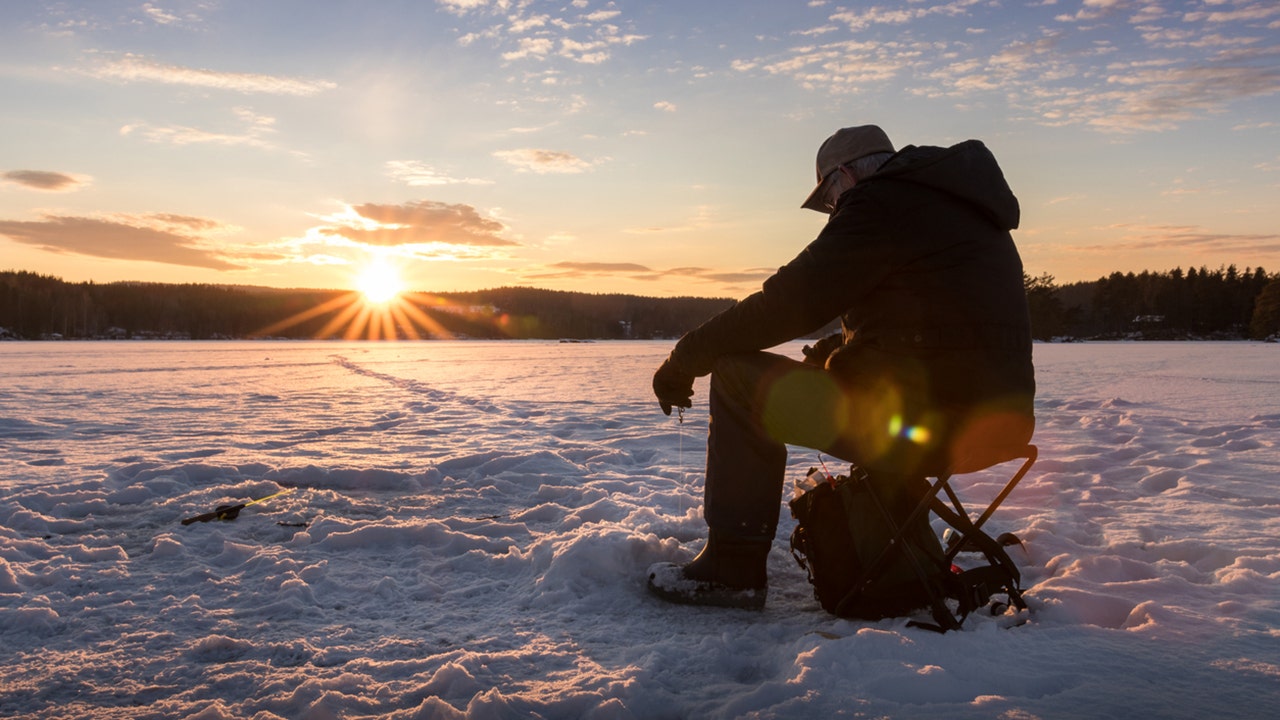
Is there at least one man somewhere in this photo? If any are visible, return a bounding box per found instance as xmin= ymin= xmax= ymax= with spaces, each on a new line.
xmin=647 ymin=125 xmax=1035 ymax=609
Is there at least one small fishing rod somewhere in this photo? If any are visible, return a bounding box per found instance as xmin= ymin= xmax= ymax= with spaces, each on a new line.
xmin=180 ymin=487 xmax=294 ymax=525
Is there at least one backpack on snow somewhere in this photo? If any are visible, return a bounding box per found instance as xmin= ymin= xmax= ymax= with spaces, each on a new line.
xmin=788 ymin=464 xmax=1027 ymax=632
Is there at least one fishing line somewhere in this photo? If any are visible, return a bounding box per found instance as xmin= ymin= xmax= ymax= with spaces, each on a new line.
xmin=677 ymin=406 xmax=686 ymax=517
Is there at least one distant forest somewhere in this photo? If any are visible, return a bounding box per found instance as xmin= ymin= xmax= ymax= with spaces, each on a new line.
xmin=3 ymin=266 xmax=1279 ymax=342
xmin=0 ymin=270 xmax=736 ymax=341
xmin=1025 ymin=266 xmax=1278 ymax=341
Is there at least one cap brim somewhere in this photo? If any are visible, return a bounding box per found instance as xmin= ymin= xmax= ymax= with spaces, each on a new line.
xmin=801 ymin=176 xmax=831 ymax=212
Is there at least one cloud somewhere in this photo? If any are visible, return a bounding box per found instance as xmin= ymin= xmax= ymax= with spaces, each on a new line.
xmin=503 ymin=37 xmax=556 ymax=61
xmin=1054 ymin=0 xmax=1125 ymax=23
xmin=0 ymin=213 xmax=243 ymax=270
xmin=1046 ymin=193 xmax=1088 ymax=205
xmin=653 ymin=100 xmax=678 ymax=112
xmin=558 ymin=38 xmax=612 ymax=64
xmin=319 ymin=201 xmax=516 ymax=248
xmin=738 ymin=38 xmax=928 ymax=93
xmin=733 ymin=0 xmax=1280 ymax=133
xmin=386 ymin=161 xmax=493 ymax=187
xmin=941 ymin=24 xmax=1280 ymax=133
xmin=1086 ymin=60 xmax=1280 ymax=132
xmin=2 ymin=170 xmax=91 ymax=192
xmin=524 ymin=261 xmax=658 ymax=281
xmin=667 ymin=266 xmax=777 ymax=285
xmin=120 ymin=107 xmax=286 ymax=150
xmin=623 ymin=205 xmax=720 ymax=235
xmin=435 ymin=0 xmax=489 ymax=14
xmin=438 ymin=0 xmax=646 ymax=66
xmin=140 ymin=3 xmax=182 ymax=26
xmin=584 ymin=10 xmax=622 ymax=22
xmin=493 ymin=148 xmax=596 ymax=173
xmin=85 ymin=53 xmax=336 ymax=95
xmin=1183 ymin=2 xmax=1280 ymax=24
xmin=525 ymin=261 xmax=774 ymax=287
xmin=1085 ymin=224 xmax=1280 ymax=255
xmin=552 ymin=261 xmax=653 ymax=274
xmin=829 ymin=0 xmax=982 ymax=32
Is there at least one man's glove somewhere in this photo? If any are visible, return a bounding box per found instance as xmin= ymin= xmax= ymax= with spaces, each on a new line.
xmin=652 ymin=357 xmax=695 ymax=416
xmin=801 ymin=332 xmax=843 ymax=367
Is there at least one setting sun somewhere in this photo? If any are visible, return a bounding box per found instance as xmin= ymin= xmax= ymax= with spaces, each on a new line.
xmin=251 ymin=257 xmax=456 ymax=341
xmin=356 ymin=258 xmax=404 ymax=304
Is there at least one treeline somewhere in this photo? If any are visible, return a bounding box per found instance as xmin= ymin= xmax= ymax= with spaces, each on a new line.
xmin=3 ymin=267 xmax=1279 ymax=342
xmin=0 ymin=271 xmax=735 ymax=341
xmin=1026 ymin=266 xmax=1280 ymax=340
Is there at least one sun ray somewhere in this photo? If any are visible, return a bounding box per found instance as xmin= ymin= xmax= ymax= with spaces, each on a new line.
xmin=389 ymin=304 xmax=423 ymax=340
xmin=344 ymin=304 xmax=374 ymax=340
xmin=397 ymin=294 xmax=455 ymax=339
xmin=248 ymin=267 xmax=490 ymax=341
xmin=314 ymin=296 xmax=367 ymax=339
xmin=365 ymin=305 xmax=384 ymax=340
xmin=252 ymin=292 xmax=359 ymax=337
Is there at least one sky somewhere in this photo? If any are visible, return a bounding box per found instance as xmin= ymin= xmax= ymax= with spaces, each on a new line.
xmin=1 ymin=0 xmax=1278 ymax=299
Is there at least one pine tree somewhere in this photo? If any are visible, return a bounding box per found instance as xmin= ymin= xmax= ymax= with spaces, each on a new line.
xmin=1250 ymin=278 xmax=1280 ymax=340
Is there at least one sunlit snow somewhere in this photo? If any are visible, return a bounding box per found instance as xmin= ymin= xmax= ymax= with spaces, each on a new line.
xmin=2 ymin=340 xmax=1277 ymax=719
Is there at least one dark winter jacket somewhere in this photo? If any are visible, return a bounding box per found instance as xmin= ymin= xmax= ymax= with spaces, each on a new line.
xmin=669 ymin=140 xmax=1035 ymax=471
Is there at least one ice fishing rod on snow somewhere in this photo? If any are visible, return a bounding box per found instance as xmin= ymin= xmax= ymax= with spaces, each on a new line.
xmin=180 ymin=487 xmax=294 ymax=525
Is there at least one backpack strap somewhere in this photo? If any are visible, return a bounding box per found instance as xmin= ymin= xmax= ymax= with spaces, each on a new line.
xmin=929 ymin=497 xmax=1026 ymax=613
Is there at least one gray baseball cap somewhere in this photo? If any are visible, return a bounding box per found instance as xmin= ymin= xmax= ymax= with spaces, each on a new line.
xmin=801 ymin=125 xmax=895 ymax=211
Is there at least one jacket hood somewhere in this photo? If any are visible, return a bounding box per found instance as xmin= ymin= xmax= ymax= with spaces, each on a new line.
xmin=869 ymin=140 xmax=1020 ymax=230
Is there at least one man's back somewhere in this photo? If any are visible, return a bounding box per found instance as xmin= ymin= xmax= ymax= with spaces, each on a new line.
xmin=824 ymin=140 xmax=1035 ymax=471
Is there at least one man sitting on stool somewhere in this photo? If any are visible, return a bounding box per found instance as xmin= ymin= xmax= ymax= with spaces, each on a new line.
xmin=648 ymin=125 xmax=1036 ymax=609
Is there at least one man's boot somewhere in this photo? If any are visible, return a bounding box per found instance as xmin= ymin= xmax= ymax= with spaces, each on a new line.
xmin=647 ymin=529 xmax=771 ymax=609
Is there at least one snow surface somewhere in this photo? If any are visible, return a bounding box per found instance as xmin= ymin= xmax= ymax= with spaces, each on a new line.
xmin=1 ymin=340 xmax=1278 ymax=719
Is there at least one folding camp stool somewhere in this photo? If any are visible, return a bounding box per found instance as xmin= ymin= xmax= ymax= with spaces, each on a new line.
xmin=854 ymin=444 xmax=1039 ymax=632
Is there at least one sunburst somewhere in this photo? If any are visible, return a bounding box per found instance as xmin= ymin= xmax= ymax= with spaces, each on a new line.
xmin=251 ymin=257 xmax=461 ymax=340
xmin=355 ymin=257 xmax=404 ymax=305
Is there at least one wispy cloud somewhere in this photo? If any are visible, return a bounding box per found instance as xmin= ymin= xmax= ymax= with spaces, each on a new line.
xmin=667 ymin=266 xmax=778 ymax=285
xmin=386 ymin=161 xmax=493 ymax=187
xmin=549 ymin=261 xmax=654 ymax=275
xmin=584 ymin=10 xmax=622 ymax=23
xmin=1091 ymin=223 xmax=1280 ymax=255
xmin=1183 ymin=2 xmax=1280 ymax=24
xmin=1088 ymin=60 xmax=1280 ymax=132
xmin=524 ymin=261 xmax=773 ymax=287
xmin=120 ymin=107 xmax=287 ymax=151
xmin=1053 ymin=0 xmax=1125 ymax=24
xmin=828 ymin=0 xmax=982 ymax=32
xmin=1046 ymin=193 xmax=1088 ymax=205
xmin=493 ymin=148 xmax=597 ymax=173
xmin=436 ymin=0 xmax=489 ymax=13
xmin=437 ymin=0 xmax=646 ymax=65
xmin=504 ymin=37 xmax=556 ymax=61
xmin=316 ymin=201 xmax=516 ymax=248
xmin=0 ymin=213 xmax=243 ymax=270
xmin=732 ymin=0 xmax=1280 ymax=133
xmin=139 ymin=2 xmax=193 ymax=27
xmin=735 ymin=37 xmax=932 ymax=94
xmin=623 ymin=205 xmax=720 ymax=234
xmin=84 ymin=53 xmax=336 ymax=95
xmin=1 ymin=170 xmax=91 ymax=192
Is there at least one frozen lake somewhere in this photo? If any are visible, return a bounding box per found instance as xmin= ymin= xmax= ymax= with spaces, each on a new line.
xmin=2 ymin=340 xmax=1278 ymax=718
